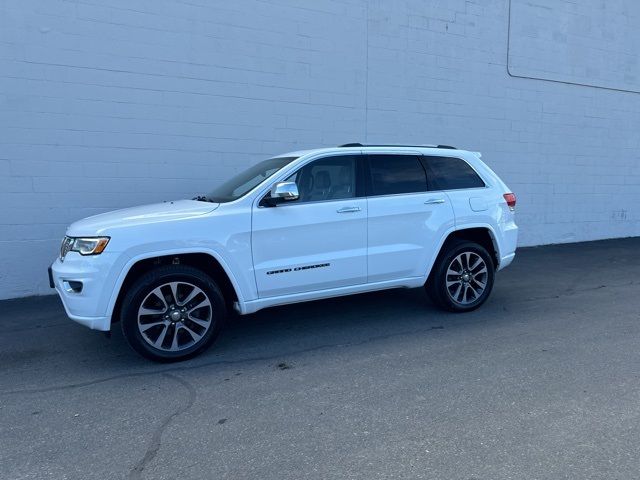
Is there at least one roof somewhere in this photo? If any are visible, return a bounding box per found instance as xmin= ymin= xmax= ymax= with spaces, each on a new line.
xmin=275 ymin=144 xmax=478 ymax=159
xmin=338 ymin=143 xmax=457 ymax=149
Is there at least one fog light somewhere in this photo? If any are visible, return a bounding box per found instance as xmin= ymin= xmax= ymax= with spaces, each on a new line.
xmin=63 ymin=280 xmax=83 ymax=293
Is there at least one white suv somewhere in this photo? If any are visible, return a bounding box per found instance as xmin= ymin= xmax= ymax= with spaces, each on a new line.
xmin=49 ymin=144 xmax=518 ymax=361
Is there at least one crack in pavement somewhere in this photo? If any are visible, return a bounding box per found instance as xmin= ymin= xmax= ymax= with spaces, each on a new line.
xmin=1 ymin=279 xmax=635 ymax=396
xmin=1 ymin=324 xmax=448 ymax=395
xmin=128 ymin=373 xmax=197 ymax=480
xmin=4 ymin=321 xmax=71 ymax=333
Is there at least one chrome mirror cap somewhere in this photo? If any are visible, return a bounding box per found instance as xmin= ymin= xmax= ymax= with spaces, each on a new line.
xmin=271 ymin=181 xmax=299 ymax=201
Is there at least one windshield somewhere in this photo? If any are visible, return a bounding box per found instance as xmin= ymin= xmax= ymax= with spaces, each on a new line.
xmin=206 ymin=156 xmax=298 ymax=203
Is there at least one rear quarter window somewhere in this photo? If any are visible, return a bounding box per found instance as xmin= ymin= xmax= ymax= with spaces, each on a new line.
xmin=423 ymin=156 xmax=485 ymax=190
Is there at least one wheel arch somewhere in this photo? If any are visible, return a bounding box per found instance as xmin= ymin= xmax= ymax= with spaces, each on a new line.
xmin=443 ymin=226 xmax=500 ymax=268
xmin=109 ymin=250 xmax=242 ymax=324
xmin=426 ymin=225 xmax=500 ymax=281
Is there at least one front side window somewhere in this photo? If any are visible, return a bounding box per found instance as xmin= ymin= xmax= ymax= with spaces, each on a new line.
xmin=423 ymin=156 xmax=485 ymax=190
xmin=207 ymin=156 xmax=298 ymax=202
xmin=280 ymin=155 xmax=359 ymax=203
xmin=368 ymin=155 xmax=427 ymax=196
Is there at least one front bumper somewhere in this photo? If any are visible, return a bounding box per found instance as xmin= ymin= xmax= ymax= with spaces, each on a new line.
xmin=48 ymin=265 xmax=55 ymax=288
xmin=49 ymin=252 xmax=123 ymax=332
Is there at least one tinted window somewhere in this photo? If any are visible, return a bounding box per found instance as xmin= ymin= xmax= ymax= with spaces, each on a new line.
xmin=424 ymin=156 xmax=485 ymax=190
xmin=368 ymin=155 xmax=427 ymax=196
xmin=285 ymin=155 xmax=359 ymax=203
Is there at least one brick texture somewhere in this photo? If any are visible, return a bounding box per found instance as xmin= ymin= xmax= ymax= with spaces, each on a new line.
xmin=1 ymin=0 xmax=639 ymax=298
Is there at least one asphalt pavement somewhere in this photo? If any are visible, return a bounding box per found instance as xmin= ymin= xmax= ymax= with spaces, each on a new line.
xmin=2 ymin=238 xmax=640 ymax=480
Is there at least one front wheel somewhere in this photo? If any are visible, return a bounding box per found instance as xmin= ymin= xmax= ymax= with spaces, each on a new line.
xmin=427 ymin=241 xmax=495 ymax=312
xmin=120 ymin=265 xmax=226 ymax=362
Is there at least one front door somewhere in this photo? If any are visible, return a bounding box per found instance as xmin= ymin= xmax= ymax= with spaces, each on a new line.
xmin=252 ymin=154 xmax=367 ymax=298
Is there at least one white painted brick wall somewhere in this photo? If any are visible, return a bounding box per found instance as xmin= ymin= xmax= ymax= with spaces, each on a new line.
xmin=1 ymin=0 xmax=639 ymax=299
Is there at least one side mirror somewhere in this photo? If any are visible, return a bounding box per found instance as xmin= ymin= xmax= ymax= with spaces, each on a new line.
xmin=270 ymin=181 xmax=299 ymax=202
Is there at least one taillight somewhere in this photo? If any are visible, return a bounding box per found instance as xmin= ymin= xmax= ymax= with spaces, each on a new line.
xmin=503 ymin=193 xmax=516 ymax=211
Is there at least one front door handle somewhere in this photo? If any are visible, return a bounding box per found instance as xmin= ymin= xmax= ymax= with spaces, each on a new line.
xmin=424 ymin=198 xmax=445 ymax=205
xmin=336 ymin=206 xmax=361 ymax=213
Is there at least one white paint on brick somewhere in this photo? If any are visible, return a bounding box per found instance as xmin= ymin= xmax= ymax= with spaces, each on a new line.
xmin=1 ymin=0 xmax=639 ymax=299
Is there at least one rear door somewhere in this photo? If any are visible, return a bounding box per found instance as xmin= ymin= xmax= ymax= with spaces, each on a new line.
xmin=252 ymin=154 xmax=368 ymax=298
xmin=366 ymin=153 xmax=455 ymax=283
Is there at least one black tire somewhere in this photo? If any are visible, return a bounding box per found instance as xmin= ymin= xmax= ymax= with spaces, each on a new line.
xmin=120 ymin=265 xmax=226 ymax=362
xmin=427 ymin=240 xmax=495 ymax=312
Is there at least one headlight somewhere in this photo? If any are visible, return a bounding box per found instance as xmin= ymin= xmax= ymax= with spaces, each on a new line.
xmin=60 ymin=236 xmax=110 ymax=261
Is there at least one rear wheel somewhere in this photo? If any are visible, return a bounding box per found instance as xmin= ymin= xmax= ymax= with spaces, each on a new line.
xmin=120 ymin=265 xmax=226 ymax=362
xmin=427 ymin=240 xmax=495 ymax=312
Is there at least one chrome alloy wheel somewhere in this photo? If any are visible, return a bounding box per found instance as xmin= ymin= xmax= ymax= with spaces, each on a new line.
xmin=445 ymin=252 xmax=488 ymax=306
xmin=137 ymin=281 xmax=213 ymax=352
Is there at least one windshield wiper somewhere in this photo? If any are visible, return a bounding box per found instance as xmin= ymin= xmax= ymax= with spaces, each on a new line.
xmin=192 ymin=195 xmax=215 ymax=202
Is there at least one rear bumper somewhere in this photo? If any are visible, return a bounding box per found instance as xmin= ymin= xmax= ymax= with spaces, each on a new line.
xmin=497 ymin=221 xmax=518 ymax=271
xmin=499 ymin=252 xmax=516 ymax=270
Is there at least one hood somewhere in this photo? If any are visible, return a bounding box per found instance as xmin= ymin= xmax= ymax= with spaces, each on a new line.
xmin=66 ymin=199 xmax=219 ymax=236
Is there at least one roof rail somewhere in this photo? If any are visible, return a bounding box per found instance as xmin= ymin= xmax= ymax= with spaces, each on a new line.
xmin=337 ymin=143 xmax=457 ymax=149
xmin=436 ymin=145 xmax=457 ymax=150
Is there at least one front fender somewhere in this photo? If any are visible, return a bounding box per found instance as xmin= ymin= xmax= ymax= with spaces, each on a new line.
xmin=104 ymin=245 xmax=251 ymax=319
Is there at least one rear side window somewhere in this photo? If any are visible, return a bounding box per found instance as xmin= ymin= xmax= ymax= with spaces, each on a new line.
xmin=368 ymin=155 xmax=427 ymax=196
xmin=423 ymin=156 xmax=485 ymax=190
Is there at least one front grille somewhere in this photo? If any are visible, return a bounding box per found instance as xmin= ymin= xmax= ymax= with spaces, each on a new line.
xmin=60 ymin=236 xmax=74 ymax=261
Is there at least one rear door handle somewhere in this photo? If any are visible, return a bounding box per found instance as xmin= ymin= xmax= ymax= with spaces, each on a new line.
xmin=336 ymin=206 xmax=361 ymax=213
xmin=424 ymin=198 xmax=445 ymax=205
